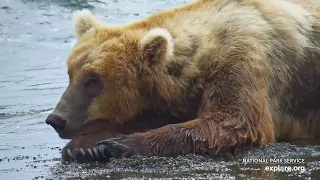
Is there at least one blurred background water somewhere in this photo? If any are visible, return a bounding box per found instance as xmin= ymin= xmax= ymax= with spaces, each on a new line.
xmin=0 ymin=0 xmax=319 ymax=179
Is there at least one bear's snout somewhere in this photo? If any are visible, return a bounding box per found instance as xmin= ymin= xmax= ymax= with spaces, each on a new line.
xmin=45 ymin=114 xmax=66 ymax=132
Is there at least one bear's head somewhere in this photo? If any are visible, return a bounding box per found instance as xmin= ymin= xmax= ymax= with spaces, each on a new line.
xmin=45 ymin=10 xmax=179 ymax=139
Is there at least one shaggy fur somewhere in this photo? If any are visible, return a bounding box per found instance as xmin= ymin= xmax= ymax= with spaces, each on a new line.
xmin=48 ymin=0 xmax=320 ymax=162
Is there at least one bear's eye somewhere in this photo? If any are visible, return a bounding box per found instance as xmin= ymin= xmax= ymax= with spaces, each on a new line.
xmin=84 ymin=77 xmax=99 ymax=87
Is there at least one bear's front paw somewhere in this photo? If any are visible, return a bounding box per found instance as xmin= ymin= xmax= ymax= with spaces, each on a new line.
xmin=63 ymin=145 xmax=111 ymax=162
xmin=96 ymin=134 xmax=151 ymax=159
xmin=61 ymin=132 xmax=118 ymax=162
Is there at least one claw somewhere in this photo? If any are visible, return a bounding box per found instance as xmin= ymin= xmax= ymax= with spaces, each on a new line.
xmin=87 ymin=148 xmax=93 ymax=157
xmin=98 ymin=145 xmax=107 ymax=158
xmin=67 ymin=149 xmax=73 ymax=158
xmin=79 ymin=148 xmax=86 ymax=156
xmin=96 ymin=140 xmax=118 ymax=158
xmin=93 ymin=147 xmax=99 ymax=158
xmin=96 ymin=138 xmax=136 ymax=159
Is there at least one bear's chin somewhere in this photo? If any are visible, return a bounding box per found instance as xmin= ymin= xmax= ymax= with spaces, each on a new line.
xmin=57 ymin=132 xmax=75 ymax=139
xmin=54 ymin=127 xmax=81 ymax=139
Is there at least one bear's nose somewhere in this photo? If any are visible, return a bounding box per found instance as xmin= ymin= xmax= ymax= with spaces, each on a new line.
xmin=45 ymin=114 xmax=66 ymax=131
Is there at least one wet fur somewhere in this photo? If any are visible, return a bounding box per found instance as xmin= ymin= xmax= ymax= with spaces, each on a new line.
xmin=60 ymin=0 xmax=320 ymax=161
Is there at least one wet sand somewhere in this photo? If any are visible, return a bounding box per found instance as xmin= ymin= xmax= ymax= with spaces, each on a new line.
xmin=0 ymin=0 xmax=319 ymax=179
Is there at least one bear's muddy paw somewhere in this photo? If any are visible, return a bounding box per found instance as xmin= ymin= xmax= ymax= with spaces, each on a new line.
xmin=96 ymin=135 xmax=150 ymax=159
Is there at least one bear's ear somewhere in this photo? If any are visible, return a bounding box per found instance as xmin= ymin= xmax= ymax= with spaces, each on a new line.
xmin=73 ymin=9 xmax=103 ymax=38
xmin=139 ymin=28 xmax=174 ymax=64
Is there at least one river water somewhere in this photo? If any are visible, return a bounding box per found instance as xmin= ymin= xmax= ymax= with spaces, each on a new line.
xmin=0 ymin=0 xmax=319 ymax=179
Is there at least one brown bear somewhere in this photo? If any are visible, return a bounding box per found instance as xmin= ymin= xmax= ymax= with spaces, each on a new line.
xmin=45 ymin=0 xmax=320 ymax=162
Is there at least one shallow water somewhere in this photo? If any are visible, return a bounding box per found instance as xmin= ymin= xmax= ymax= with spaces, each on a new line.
xmin=0 ymin=0 xmax=319 ymax=179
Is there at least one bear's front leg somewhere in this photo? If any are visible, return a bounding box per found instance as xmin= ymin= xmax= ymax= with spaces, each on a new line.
xmin=95 ymin=65 xmax=276 ymax=159
xmin=95 ymin=122 xmax=203 ymax=158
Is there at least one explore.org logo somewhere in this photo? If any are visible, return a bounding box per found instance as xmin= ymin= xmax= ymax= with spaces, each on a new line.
xmin=242 ymin=158 xmax=306 ymax=173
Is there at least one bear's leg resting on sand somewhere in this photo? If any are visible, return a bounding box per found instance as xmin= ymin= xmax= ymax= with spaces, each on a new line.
xmin=94 ymin=66 xmax=275 ymax=160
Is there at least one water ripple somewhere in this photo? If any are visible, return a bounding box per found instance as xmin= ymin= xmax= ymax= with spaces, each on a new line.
xmin=0 ymin=108 xmax=53 ymax=120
